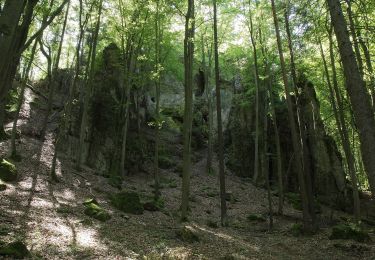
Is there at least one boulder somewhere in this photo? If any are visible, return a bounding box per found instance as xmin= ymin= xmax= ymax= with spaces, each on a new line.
xmin=83 ymin=199 xmax=111 ymax=222
xmin=176 ymin=226 xmax=200 ymax=243
xmin=110 ymin=191 xmax=144 ymax=214
xmin=0 ymin=241 xmax=30 ymax=259
xmin=0 ymin=159 xmax=17 ymax=182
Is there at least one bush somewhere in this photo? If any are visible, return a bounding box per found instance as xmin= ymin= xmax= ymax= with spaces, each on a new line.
xmin=330 ymin=223 xmax=370 ymax=243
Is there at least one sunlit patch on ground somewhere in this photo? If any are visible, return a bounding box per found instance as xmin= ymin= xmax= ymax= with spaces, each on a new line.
xmin=30 ymin=197 xmax=55 ymax=209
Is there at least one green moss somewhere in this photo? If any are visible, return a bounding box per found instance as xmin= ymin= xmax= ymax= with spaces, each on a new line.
xmin=0 ymin=181 xmax=6 ymax=191
xmin=176 ymin=226 xmax=200 ymax=242
xmin=0 ymin=159 xmax=17 ymax=182
xmin=246 ymin=214 xmax=266 ymax=222
xmin=330 ymin=223 xmax=371 ymax=243
xmin=143 ymin=197 xmax=165 ymax=212
xmin=110 ymin=191 xmax=144 ymax=214
xmin=83 ymin=199 xmax=111 ymax=222
xmin=0 ymin=225 xmax=10 ymax=236
xmin=289 ymin=223 xmax=304 ymax=236
xmin=0 ymin=241 xmax=30 ymax=258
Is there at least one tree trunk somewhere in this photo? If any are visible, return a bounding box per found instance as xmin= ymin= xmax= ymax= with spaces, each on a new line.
xmin=181 ymin=0 xmax=195 ymax=221
xmin=327 ymin=0 xmax=375 ymax=197
xmin=248 ymin=8 xmax=261 ymax=184
xmin=77 ymin=0 xmax=103 ymax=169
xmin=270 ymin=0 xmax=313 ymax=231
xmin=319 ymin=28 xmax=361 ymax=221
xmin=153 ymin=0 xmax=161 ymax=201
xmin=213 ymin=0 xmax=228 ymax=226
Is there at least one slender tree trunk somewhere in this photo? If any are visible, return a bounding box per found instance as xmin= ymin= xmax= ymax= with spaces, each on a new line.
xmin=206 ymin=44 xmax=213 ymax=174
xmin=153 ymin=0 xmax=161 ymax=200
xmin=248 ymin=8 xmax=261 ymax=184
xmin=284 ymin=5 xmax=317 ymax=229
xmin=262 ymin=100 xmax=273 ymax=230
xmin=50 ymin=1 xmax=70 ymax=180
xmin=327 ymin=0 xmax=375 ymax=197
xmin=213 ymin=0 xmax=228 ymax=226
xmin=319 ymin=36 xmax=360 ymax=222
xmin=346 ymin=1 xmax=364 ymax=78
xmin=77 ymin=0 xmax=103 ymax=169
xmin=319 ymin=28 xmax=361 ymax=221
xmin=268 ymin=73 xmax=283 ymax=215
xmin=356 ymin=25 xmax=375 ymax=107
xmin=270 ymin=0 xmax=313 ymax=231
xmin=181 ymin=0 xmax=195 ymax=221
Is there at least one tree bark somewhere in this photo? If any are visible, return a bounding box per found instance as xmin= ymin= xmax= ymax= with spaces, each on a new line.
xmin=213 ymin=0 xmax=228 ymax=226
xmin=270 ymin=0 xmax=313 ymax=231
xmin=327 ymin=0 xmax=375 ymax=197
xmin=181 ymin=0 xmax=195 ymax=221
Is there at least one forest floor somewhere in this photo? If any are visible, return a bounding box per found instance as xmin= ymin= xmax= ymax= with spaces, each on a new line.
xmin=0 ymin=89 xmax=375 ymax=259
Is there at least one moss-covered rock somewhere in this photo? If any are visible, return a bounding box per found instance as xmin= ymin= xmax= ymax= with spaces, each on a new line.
xmin=0 ymin=159 xmax=17 ymax=182
xmin=176 ymin=226 xmax=200 ymax=242
xmin=330 ymin=223 xmax=371 ymax=243
xmin=247 ymin=214 xmax=266 ymax=222
xmin=83 ymin=199 xmax=111 ymax=222
xmin=110 ymin=191 xmax=144 ymax=214
xmin=0 ymin=241 xmax=30 ymax=259
xmin=0 ymin=181 xmax=7 ymax=191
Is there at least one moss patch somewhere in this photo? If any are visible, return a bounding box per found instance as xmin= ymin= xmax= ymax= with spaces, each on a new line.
xmin=0 ymin=241 xmax=30 ymax=258
xmin=83 ymin=199 xmax=111 ymax=222
xmin=143 ymin=198 xmax=164 ymax=212
xmin=176 ymin=226 xmax=200 ymax=243
xmin=289 ymin=223 xmax=304 ymax=237
xmin=247 ymin=214 xmax=266 ymax=222
xmin=329 ymin=223 xmax=371 ymax=243
xmin=0 ymin=181 xmax=6 ymax=191
xmin=110 ymin=191 xmax=144 ymax=214
xmin=0 ymin=159 xmax=17 ymax=182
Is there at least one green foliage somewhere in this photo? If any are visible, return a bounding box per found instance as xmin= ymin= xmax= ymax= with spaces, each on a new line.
xmin=330 ymin=223 xmax=371 ymax=243
xmin=0 ymin=159 xmax=17 ymax=182
xmin=110 ymin=191 xmax=144 ymax=215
